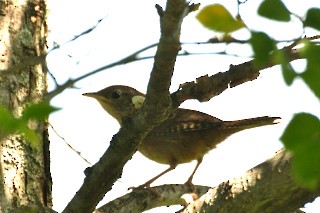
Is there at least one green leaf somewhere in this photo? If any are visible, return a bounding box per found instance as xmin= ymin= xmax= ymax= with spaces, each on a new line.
xmin=304 ymin=8 xmax=320 ymax=31
xmin=272 ymin=50 xmax=297 ymax=85
xmin=258 ymin=0 xmax=291 ymax=22
xmin=281 ymin=113 xmax=320 ymax=189
xmin=250 ymin=32 xmax=276 ymax=67
xmin=19 ymin=125 xmax=40 ymax=148
xmin=299 ymin=41 xmax=320 ymax=99
xmin=281 ymin=113 xmax=320 ymax=150
xmin=281 ymin=63 xmax=296 ymax=85
xmin=0 ymin=105 xmax=41 ymax=149
xmin=0 ymin=105 xmax=20 ymax=133
xmin=22 ymin=101 xmax=60 ymax=121
xmin=196 ymin=4 xmax=245 ymax=33
xmin=301 ymin=68 xmax=320 ymax=99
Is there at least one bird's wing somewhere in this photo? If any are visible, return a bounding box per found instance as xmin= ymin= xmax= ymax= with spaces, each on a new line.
xmin=149 ymin=108 xmax=224 ymax=136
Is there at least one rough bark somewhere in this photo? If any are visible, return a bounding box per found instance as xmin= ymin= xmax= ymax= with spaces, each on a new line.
xmin=0 ymin=0 xmax=51 ymax=212
xmin=183 ymin=149 xmax=320 ymax=213
xmin=96 ymin=185 xmax=210 ymax=213
xmin=99 ymin=149 xmax=319 ymax=212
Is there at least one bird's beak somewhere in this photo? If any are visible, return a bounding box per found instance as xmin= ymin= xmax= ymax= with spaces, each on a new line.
xmin=82 ymin=92 xmax=98 ymax=98
xmin=83 ymin=92 xmax=109 ymax=105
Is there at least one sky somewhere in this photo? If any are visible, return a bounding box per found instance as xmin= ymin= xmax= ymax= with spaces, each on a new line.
xmin=46 ymin=0 xmax=320 ymax=212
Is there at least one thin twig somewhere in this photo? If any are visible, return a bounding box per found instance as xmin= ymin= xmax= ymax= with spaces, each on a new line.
xmin=45 ymin=43 xmax=158 ymax=100
xmin=47 ymin=16 xmax=108 ymax=54
xmin=49 ymin=123 xmax=92 ymax=165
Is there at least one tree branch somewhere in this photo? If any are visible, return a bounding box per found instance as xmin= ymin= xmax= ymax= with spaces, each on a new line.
xmin=62 ymin=1 xmax=190 ymax=212
xmin=98 ymin=149 xmax=320 ymax=212
xmin=171 ymin=47 xmax=302 ymax=107
xmin=95 ymin=185 xmax=209 ymax=213
xmin=182 ymin=149 xmax=320 ymax=213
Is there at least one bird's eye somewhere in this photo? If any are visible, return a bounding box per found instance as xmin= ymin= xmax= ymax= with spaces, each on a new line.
xmin=111 ymin=90 xmax=121 ymax=99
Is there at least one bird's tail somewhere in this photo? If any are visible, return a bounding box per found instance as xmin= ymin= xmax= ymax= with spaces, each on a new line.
xmin=224 ymin=116 xmax=281 ymax=130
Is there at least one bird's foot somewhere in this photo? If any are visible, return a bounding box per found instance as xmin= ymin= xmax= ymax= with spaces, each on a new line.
xmin=184 ymin=180 xmax=196 ymax=192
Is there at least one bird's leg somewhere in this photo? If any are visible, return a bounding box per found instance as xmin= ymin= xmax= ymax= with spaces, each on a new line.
xmin=129 ymin=164 xmax=177 ymax=196
xmin=138 ymin=164 xmax=176 ymax=188
xmin=185 ymin=158 xmax=203 ymax=191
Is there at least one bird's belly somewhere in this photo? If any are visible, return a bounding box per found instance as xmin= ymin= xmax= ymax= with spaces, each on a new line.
xmin=138 ymin=137 xmax=211 ymax=165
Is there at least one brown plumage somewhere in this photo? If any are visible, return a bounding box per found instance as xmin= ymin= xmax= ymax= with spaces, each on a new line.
xmin=83 ymin=85 xmax=280 ymax=189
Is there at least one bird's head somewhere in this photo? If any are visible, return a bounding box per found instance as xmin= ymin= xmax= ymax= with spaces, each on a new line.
xmin=83 ymin=85 xmax=145 ymax=125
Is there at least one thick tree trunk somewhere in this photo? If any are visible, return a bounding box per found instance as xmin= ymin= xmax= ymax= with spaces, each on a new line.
xmin=0 ymin=0 xmax=51 ymax=212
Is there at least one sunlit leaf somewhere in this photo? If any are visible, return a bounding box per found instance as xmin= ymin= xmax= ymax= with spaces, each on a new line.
xmin=304 ymin=8 xmax=320 ymax=31
xmin=281 ymin=113 xmax=320 ymax=189
xmin=22 ymin=101 xmax=60 ymax=121
xmin=250 ymin=32 xmax=276 ymax=67
xmin=299 ymin=41 xmax=320 ymax=99
xmin=196 ymin=4 xmax=244 ymax=33
xmin=258 ymin=0 xmax=291 ymax=22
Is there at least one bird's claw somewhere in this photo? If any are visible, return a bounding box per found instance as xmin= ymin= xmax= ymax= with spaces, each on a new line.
xmin=184 ymin=181 xmax=196 ymax=192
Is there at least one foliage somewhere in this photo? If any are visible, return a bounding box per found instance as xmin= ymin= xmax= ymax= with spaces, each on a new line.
xmin=304 ymin=8 xmax=320 ymax=31
xmin=196 ymin=1 xmax=320 ymax=191
xmin=281 ymin=113 xmax=320 ymax=189
xmin=249 ymin=32 xmax=275 ymax=67
xmin=0 ymin=102 xmax=59 ymax=148
xmin=258 ymin=0 xmax=291 ymax=22
xmin=299 ymin=41 xmax=320 ymax=99
xmin=196 ymin=4 xmax=244 ymax=33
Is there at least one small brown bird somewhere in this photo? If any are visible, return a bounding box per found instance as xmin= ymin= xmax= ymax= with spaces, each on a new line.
xmin=83 ymin=85 xmax=280 ymax=189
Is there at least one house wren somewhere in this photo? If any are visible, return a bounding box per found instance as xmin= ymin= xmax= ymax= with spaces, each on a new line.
xmin=83 ymin=85 xmax=280 ymax=189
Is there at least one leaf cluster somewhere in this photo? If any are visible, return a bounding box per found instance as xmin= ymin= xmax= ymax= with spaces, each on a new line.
xmin=196 ymin=0 xmax=320 ymax=190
